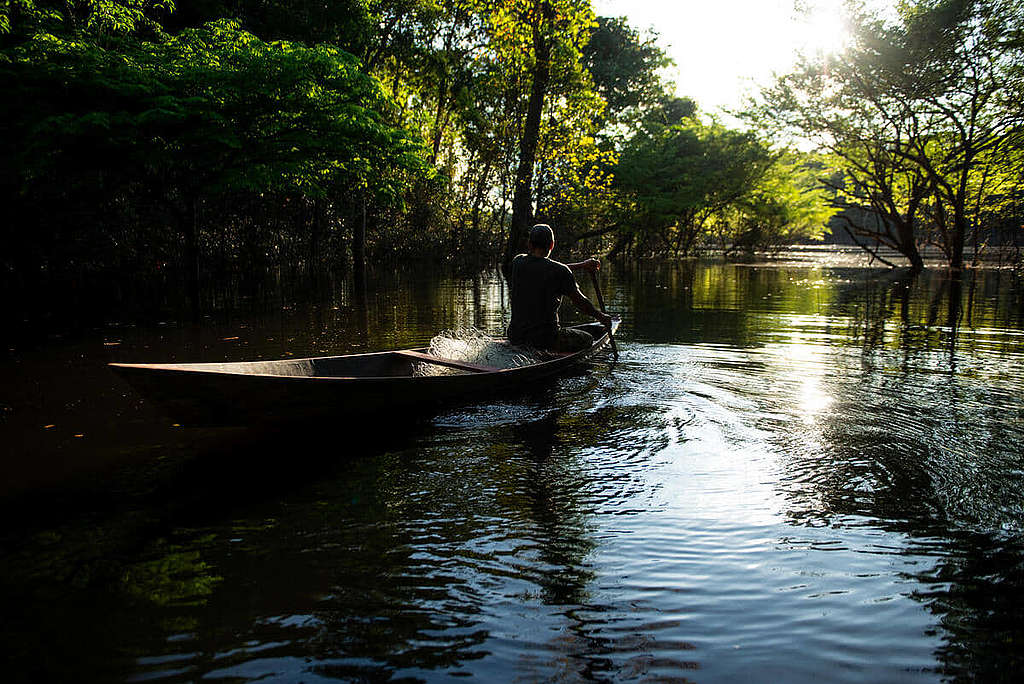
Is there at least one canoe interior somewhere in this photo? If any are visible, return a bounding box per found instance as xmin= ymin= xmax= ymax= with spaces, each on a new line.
xmin=125 ymin=352 xmax=427 ymax=379
xmin=108 ymin=320 xmax=617 ymax=425
xmin=112 ymin=322 xmax=614 ymax=379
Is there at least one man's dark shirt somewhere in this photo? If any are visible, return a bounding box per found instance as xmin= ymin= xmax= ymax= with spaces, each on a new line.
xmin=507 ymin=253 xmax=576 ymax=348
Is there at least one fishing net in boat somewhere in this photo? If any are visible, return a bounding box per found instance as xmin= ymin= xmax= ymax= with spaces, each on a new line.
xmin=413 ymin=328 xmax=543 ymax=376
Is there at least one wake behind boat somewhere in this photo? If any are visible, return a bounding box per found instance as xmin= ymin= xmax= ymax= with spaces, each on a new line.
xmin=110 ymin=320 xmax=619 ymax=426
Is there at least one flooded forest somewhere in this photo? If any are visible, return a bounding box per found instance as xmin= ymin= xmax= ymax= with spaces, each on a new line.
xmin=3 ymin=1 xmax=1024 ymax=682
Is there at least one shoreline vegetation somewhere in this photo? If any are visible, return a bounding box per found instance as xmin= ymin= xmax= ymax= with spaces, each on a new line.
xmin=7 ymin=247 xmax=1021 ymax=349
xmin=2 ymin=1 xmax=1023 ymax=329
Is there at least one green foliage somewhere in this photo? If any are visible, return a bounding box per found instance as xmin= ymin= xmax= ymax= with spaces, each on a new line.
xmin=583 ymin=16 xmax=670 ymax=129
xmin=726 ymin=152 xmax=835 ymax=253
xmin=538 ymin=131 xmax=618 ymax=235
xmin=615 ymin=119 xmax=775 ymax=256
xmin=0 ymin=9 xmax=434 ymax=320
xmin=121 ymin=542 xmax=221 ymax=607
xmin=1 ymin=0 xmax=176 ymax=40
xmin=641 ymin=95 xmax=698 ymax=130
xmin=4 ymin=19 xmax=428 ymax=199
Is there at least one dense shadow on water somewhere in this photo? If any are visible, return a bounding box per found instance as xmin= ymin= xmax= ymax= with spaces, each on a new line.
xmin=512 ymin=411 xmax=597 ymax=606
xmin=0 ymin=421 xmax=432 ymax=682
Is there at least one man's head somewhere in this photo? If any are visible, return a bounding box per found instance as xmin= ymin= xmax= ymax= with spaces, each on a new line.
xmin=528 ymin=224 xmax=554 ymax=256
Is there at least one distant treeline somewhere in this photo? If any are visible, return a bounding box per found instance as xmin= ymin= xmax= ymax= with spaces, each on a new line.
xmin=1 ymin=1 xmax=838 ymax=322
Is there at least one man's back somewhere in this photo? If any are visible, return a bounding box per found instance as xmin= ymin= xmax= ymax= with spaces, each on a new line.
xmin=507 ymin=254 xmax=576 ymax=348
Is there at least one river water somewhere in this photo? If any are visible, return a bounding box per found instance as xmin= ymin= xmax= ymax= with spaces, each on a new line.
xmin=2 ymin=253 xmax=1024 ymax=682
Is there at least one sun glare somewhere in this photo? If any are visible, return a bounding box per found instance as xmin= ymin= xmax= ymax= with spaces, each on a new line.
xmin=794 ymin=2 xmax=851 ymax=56
xmin=593 ymin=0 xmax=855 ymax=115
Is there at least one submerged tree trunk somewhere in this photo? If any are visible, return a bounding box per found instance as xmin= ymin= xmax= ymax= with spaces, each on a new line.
xmin=607 ymin=232 xmax=634 ymax=260
xmin=504 ymin=0 xmax=553 ymax=274
xmin=950 ymin=204 xmax=967 ymax=272
xmin=895 ymin=221 xmax=924 ymax=273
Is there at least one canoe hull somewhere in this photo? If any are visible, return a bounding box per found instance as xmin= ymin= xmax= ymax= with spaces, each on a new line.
xmin=111 ymin=322 xmax=618 ymax=425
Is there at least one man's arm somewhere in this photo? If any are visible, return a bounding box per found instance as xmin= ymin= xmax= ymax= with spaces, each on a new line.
xmin=565 ymin=258 xmax=600 ymax=273
xmin=567 ymin=286 xmax=613 ymax=328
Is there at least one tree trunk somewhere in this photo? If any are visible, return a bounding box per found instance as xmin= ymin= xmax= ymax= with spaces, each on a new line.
xmin=309 ymin=199 xmax=322 ymax=292
xmin=470 ymin=157 xmax=493 ymax=234
xmin=454 ymin=148 xmax=478 ymax=242
xmin=895 ymin=221 xmax=924 ymax=273
xmin=182 ymin=194 xmax=201 ymax=322
xmin=949 ymin=162 xmax=972 ymax=271
xmin=430 ymin=80 xmax=449 ymax=166
xmin=504 ymin=0 xmax=553 ymax=274
xmin=353 ymin=199 xmax=367 ymax=296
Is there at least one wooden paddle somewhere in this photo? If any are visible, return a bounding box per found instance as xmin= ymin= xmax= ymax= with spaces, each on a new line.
xmin=589 ymin=270 xmax=618 ymax=359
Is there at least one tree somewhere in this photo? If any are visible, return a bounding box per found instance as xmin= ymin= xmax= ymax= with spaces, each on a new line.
xmin=901 ymin=0 xmax=1024 ymax=269
xmin=494 ymin=0 xmax=596 ymax=269
xmin=1 ymin=18 xmax=429 ymax=317
xmin=749 ymin=0 xmax=1024 ymax=271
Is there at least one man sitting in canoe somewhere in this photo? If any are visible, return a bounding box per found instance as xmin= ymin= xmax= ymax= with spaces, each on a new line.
xmin=507 ymin=223 xmax=614 ymax=352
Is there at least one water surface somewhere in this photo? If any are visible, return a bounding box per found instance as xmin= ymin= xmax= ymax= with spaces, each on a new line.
xmin=2 ymin=255 xmax=1024 ymax=682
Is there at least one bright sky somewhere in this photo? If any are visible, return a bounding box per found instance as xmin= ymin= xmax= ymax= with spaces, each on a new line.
xmin=592 ymin=0 xmax=854 ymax=117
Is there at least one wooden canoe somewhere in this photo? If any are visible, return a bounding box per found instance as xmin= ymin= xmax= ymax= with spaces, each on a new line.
xmin=109 ymin=320 xmax=620 ymax=425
